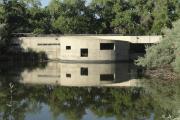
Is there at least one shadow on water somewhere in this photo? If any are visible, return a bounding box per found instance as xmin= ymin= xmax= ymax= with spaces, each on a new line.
xmin=0 ymin=62 xmax=179 ymax=120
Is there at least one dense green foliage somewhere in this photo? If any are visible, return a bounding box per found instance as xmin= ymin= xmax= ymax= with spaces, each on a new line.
xmin=136 ymin=20 xmax=180 ymax=73
xmin=0 ymin=0 xmax=180 ymax=35
xmin=0 ymin=0 xmax=179 ymax=43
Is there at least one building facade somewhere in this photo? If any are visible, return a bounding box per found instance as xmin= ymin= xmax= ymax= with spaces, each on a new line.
xmin=13 ymin=35 xmax=162 ymax=61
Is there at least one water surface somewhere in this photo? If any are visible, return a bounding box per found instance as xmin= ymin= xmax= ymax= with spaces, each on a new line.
xmin=0 ymin=62 xmax=179 ymax=120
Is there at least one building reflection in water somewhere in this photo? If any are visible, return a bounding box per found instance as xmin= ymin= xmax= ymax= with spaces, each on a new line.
xmin=20 ymin=62 xmax=140 ymax=87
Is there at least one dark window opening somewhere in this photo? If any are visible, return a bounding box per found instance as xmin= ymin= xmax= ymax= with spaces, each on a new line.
xmin=100 ymin=74 xmax=114 ymax=81
xmin=81 ymin=49 xmax=88 ymax=57
xmin=130 ymin=44 xmax=148 ymax=53
xmin=66 ymin=46 xmax=71 ymax=50
xmin=100 ymin=43 xmax=114 ymax=50
xmin=66 ymin=74 xmax=71 ymax=78
xmin=81 ymin=67 xmax=88 ymax=76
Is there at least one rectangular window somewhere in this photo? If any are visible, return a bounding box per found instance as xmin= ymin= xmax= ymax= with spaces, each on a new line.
xmin=100 ymin=74 xmax=114 ymax=81
xmin=81 ymin=67 xmax=88 ymax=76
xmin=100 ymin=43 xmax=114 ymax=50
xmin=66 ymin=46 xmax=71 ymax=50
xmin=66 ymin=74 xmax=71 ymax=78
xmin=81 ymin=49 xmax=88 ymax=57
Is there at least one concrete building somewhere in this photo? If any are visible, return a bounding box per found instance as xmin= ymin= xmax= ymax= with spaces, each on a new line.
xmin=13 ymin=37 xmax=61 ymax=59
xmin=20 ymin=62 xmax=140 ymax=87
xmin=13 ymin=35 xmax=162 ymax=61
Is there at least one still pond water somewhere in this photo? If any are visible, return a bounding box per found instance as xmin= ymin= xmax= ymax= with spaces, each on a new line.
xmin=0 ymin=62 xmax=179 ymax=120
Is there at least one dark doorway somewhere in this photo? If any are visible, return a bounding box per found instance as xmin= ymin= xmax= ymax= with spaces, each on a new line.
xmin=100 ymin=43 xmax=114 ymax=50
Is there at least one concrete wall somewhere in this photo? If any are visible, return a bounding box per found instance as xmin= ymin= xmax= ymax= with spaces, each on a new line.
xmin=60 ymin=36 xmax=129 ymax=61
xmin=12 ymin=35 xmax=162 ymax=61
xmin=16 ymin=37 xmax=61 ymax=60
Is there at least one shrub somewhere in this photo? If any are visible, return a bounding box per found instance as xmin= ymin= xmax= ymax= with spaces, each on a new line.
xmin=136 ymin=20 xmax=180 ymax=73
xmin=136 ymin=38 xmax=175 ymax=68
xmin=173 ymin=39 xmax=180 ymax=72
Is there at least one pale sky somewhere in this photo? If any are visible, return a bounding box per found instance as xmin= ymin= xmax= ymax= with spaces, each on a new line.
xmin=41 ymin=0 xmax=50 ymax=7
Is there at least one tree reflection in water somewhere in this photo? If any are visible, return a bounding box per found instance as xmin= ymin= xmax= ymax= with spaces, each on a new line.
xmin=0 ymin=62 xmax=179 ymax=120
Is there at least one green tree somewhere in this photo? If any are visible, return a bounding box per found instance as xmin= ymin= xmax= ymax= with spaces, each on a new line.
xmin=3 ymin=0 xmax=29 ymax=33
xmin=19 ymin=0 xmax=41 ymax=7
xmin=111 ymin=0 xmax=180 ymax=35
xmin=151 ymin=0 xmax=179 ymax=34
xmin=90 ymin=0 xmax=115 ymax=33
xmin=51 ymin=0 xmax=96 ymax=34
xmin=136 ymin=19 xmax=180 ymax=73
xmin=28 ymin=7 xmax=53 ymax=34
xmin=0 ymin=0 xmax=29 ymax=52
xmin=0 ymin=2 xmax=4 ymax=24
